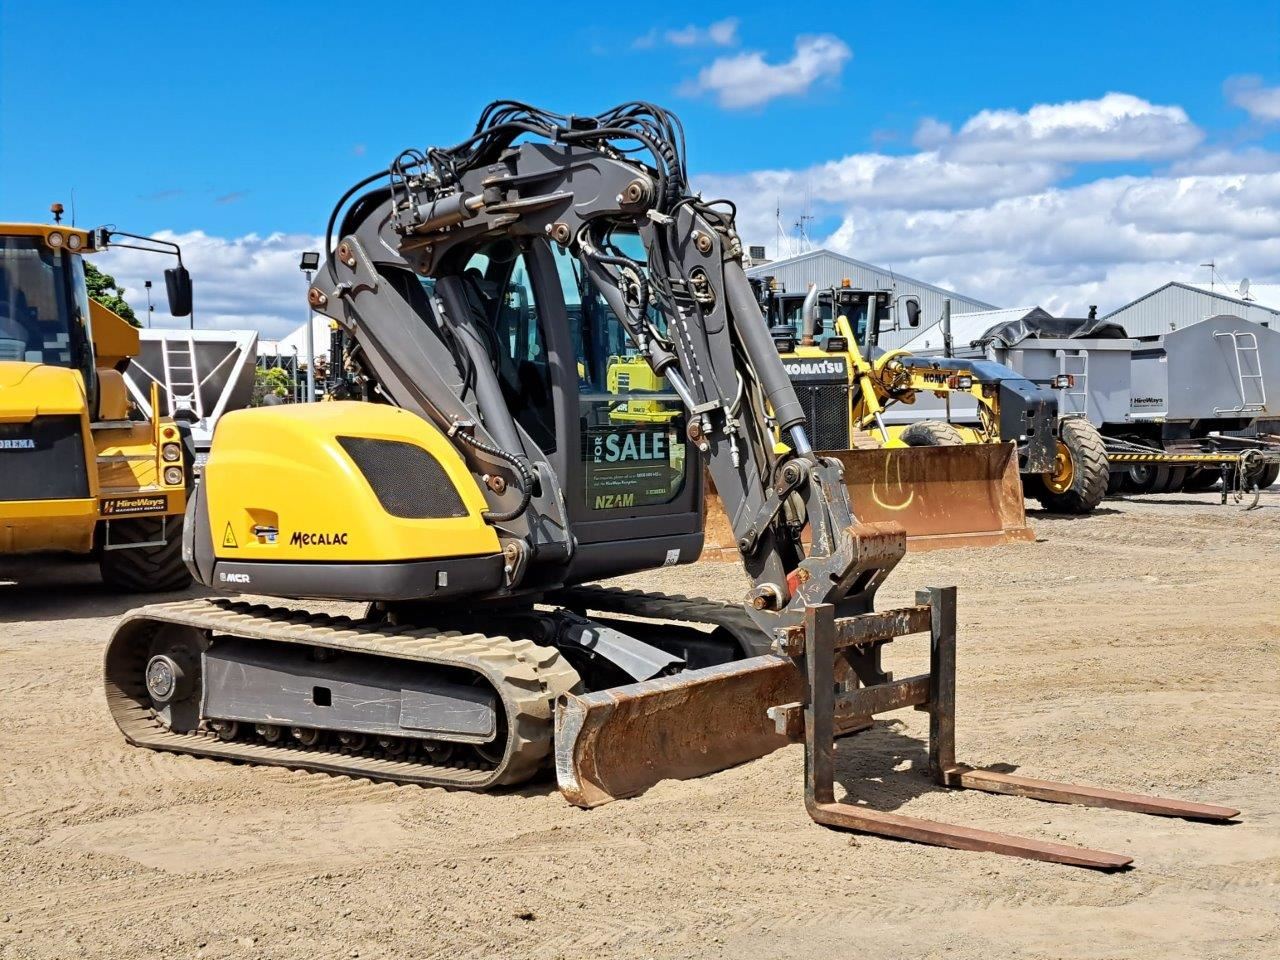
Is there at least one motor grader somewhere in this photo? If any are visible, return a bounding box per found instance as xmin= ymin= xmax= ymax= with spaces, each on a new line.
xmin=759 ymin=280 xmax=1109 ymax=515
xmin=0 ymin=216 xmax=195 ymax=590
xmin=105 ymin=101 xmax=1235 ymax=868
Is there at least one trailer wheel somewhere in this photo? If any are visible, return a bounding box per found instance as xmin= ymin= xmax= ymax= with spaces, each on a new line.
xmin=99 ymin=516 xmax=192 ymax=593
xmin=1255 ymin=462 xmax=1280 ymax=490
xmin=900 ymin=420 xmax=966 ymax=447
xmin=1160 ymin=466 xmax=1191 ymax=493
xmin=1034 ymin=418 xmax=1108 ymax=514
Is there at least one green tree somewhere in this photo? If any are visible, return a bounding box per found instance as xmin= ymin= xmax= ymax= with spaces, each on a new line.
xmin=251 ymin=366 xmax=293 ymax=406
xmin=84 ymin=261 xmax=140 ymax=326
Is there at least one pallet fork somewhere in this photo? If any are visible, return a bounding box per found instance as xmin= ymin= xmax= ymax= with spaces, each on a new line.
xmin=771 ymin=589 xmax=1239 ymax=869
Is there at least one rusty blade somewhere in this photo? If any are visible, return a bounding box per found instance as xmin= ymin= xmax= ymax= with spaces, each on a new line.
xmin=701 ymin=444 xmax=1033 ymax=560
xmin=807 ymin=800 xmax=1133 ymax=870
xmin=945 ymin=766 xmax=1241 ymax=821
xmin=828 ymin=444 xmax=1034 ymax=551
xmin=555 ymin=655 xmax=803 ymax=808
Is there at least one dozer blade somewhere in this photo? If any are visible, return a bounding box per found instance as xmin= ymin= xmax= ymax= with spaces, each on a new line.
xmin=702 ymin=444 xmax=1033 ymax=560
xmin=555 ymin=655 xmax=803 ymax=808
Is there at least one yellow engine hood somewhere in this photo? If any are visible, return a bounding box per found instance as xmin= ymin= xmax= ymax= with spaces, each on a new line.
xmin=0 ymin=362 xmax=87 ymax=419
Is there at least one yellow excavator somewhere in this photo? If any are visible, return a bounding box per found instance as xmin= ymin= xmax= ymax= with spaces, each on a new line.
xmin=0 ymin=214 xmax=196 ymax=590
xmin=103 ymin=102 xmax=1235 ymax=868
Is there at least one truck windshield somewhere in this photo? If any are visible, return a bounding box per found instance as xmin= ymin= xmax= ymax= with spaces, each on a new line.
xmin=0 ymin=235 xmax=89 ymax=370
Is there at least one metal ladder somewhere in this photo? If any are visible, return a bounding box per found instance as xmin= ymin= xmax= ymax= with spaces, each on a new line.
xmin=160 ymin=334 xmax=202 ymax=422
xmin=1054 ymin=349 xmax=1090 ymax=417
xmin=1213 ymin=330 xmax=1266 ymax=414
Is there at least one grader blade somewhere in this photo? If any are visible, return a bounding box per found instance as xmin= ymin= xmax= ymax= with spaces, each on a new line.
xmin=555 ymin=655 xmax=803 ymax=808
xmin=702 ymin=444 xmax=1033 ymax=560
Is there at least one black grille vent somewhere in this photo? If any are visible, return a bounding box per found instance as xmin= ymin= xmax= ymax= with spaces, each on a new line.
xmin=0 ymin=416 xmax=90 ymax=501
xmin=798 ymin=383 xmax=851 ymax=450
xmin=337 ymin=437 xmax=469 ymax=520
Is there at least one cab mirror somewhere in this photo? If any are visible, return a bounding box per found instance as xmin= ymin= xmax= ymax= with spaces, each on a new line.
xmin=903 ymin=296 xmax=921 ymax=328
xmin=165 ymin=265 xmax=193 ymax=318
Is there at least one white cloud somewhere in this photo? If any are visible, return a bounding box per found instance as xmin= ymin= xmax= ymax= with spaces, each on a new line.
xmin=686 ymin=34 xmax=851 ymax=109
xmin=90 ymin=92 xmax=1279 ymax=337
xmin=696 ymin=93 xmax=1280 ymax=315
xmin=1226 ymin=75 xmax=1280 ymax=122
xmin=93 ymin=230 xmax=321 ymax=339
xmin=922 ymin=92 xmax=1203 ymax=163
xmin=635 ymin=18 xmax=739 ymax=49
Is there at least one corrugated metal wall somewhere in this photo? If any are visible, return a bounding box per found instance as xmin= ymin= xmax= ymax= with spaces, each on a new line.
xmin=1104 ymin=283 xmax=1279 ymax=339
xmin=746 ymin=250 xmax=996 ymax=348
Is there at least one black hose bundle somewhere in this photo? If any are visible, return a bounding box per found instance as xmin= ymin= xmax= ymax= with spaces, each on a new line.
xmin=451 ymin=427 xmax=534 ymax=524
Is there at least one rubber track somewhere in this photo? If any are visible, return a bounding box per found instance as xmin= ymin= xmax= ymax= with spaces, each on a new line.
xmin=104 ymin=598 xmax=581 ymax=789
xmin=549 ymin=585 xmax=771 ymax=656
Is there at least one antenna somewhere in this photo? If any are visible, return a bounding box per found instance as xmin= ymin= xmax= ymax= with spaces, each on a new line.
xmin=1200 ymin=260 xmax=1215 ymax=294
xmin=792 ymin=185 xmax=815 ymax=254
xmin=70 ymin=189 xmax=76 ymax=227
xmin=774 ymin=200 xmax=793 ymax=259
xmin=1240 ymin=277 xmax=1251 ymax=301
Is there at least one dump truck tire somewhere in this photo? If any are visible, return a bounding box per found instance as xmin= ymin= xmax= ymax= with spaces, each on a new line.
xmin=99 ymin=516 xmax=192 ymax=593
xmin=1034 ymin=418 xmax=1108 ymax=514
xmin=900 ymin=420 xmax=966 ymax=447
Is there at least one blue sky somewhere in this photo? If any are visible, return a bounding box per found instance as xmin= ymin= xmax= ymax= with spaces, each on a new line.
xmin=3 ymin=1 xmax=1279 ymax=335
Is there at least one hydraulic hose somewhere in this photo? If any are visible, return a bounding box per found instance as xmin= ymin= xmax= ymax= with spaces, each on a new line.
xmin=451 ymin=428 xmax=534 ymax=523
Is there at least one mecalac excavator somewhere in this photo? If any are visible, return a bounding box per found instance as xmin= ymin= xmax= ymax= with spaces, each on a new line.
xmin=105 ymin=102 xmax=1236 ymax=868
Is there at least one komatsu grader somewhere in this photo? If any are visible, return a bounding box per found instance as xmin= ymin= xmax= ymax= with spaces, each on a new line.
xmin=762 ymin=281 xmax=1108 ymax=513
xmin=105 ymin=102 xmax=1236 ymax=868
xmin=0 ymin=217 xmax=195 ymax=590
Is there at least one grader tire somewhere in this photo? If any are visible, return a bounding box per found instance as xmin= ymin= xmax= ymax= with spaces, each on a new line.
xmin=900 ymin=420 xmax=966 ymax=447
xmin=1035 ymin=418 xmax=1108 ymax=515
xmin=99 ymin=516 xmax=192 ymax=593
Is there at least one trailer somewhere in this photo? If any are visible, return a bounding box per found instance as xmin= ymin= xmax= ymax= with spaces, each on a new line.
xmin=121 ymin=329 xmax=258 ymax=469
xmin=894 ymin=311 xmax=1280 ymax=496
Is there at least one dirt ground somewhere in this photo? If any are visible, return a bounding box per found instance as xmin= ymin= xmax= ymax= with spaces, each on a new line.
xmin=2 ymin=490 xmax=1278 ymax=960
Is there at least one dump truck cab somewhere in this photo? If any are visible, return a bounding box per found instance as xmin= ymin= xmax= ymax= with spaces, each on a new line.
xmin=0 ymin=220 xmax=194 ymax=590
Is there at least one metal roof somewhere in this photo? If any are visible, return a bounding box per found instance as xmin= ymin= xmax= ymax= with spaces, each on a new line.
xmin=746 ymin=249 xmax=997 ymax=304
xmin=1103 ymin=282 xmax=1280 ymax=338
xmin=1188 ymin=282 xmax=1280 ymax=311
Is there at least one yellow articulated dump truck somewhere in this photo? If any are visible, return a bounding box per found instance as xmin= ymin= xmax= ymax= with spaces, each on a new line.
xmin=0 ymin=218 xmax=196 ymax=590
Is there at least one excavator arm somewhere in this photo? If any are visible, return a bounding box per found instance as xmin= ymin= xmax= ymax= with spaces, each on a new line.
xmin=311 ymin=102 xmax=904 ymax=631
